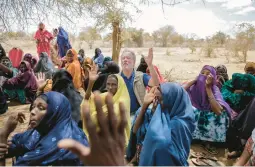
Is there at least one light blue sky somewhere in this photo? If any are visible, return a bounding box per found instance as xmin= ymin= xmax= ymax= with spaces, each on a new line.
xmin=27 ymin=0 xmax=255 ymax=38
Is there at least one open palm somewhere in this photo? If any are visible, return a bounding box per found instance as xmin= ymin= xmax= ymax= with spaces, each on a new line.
xmin=144 ymin=48 xmax=153 ymax=66
xmin=36 ymin=72 xmax=46 ymax=88
xmin=89 ymin=64 xmax=99 ymax=82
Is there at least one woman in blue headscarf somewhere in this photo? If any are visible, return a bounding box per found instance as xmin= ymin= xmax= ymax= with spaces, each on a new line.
xmin=0 ymin=91 xmax=88 ymax=166
xmin=57 ymin=27 xmax=72 ymax=58
xmin=127 ymin=83 xmax=195 ymax=166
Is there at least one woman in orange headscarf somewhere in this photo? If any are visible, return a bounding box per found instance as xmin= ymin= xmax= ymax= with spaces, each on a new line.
xmin=65 ymin=49 xmax=83 ymax=90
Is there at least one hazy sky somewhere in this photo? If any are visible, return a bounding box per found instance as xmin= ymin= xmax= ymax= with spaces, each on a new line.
xmin=29 ymin=0 xmax=255 ymax=38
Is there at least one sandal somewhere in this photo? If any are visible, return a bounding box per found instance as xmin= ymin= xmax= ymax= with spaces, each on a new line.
xmin=201 ymin=143 xmax=219 ymax=155
xmin=191 ymin=158 xmax=211 ymax=166
xmin=190 ymin=152 xmax=218 ymax=161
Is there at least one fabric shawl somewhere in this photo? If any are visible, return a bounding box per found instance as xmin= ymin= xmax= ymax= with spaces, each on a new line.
xmin=57 ymin=27 xmax=72 ymax=58
xmin=232 ymin=97 xmax=255 ymax=140
xmin=3 ymin=61 xmax=38 ymax=102
xmin=65 ymin=49 xmax=83 ymax=89
xmin=34 ymin=52 xmax=55 ymax=79
xmin=139 ymin=83 xmax=195 ymax=166
xmin=222 ymin=73 xmax=255 ymax=113
xmin=126 ymin=107 xmax=154 ymax=161
xmin=52 ymin=69 xmax=83 ymax=123
xmin=81 ymin=74 xmax=131 ymax=146
xmin=188 ymin=65 xmax=233 ymax=117
xmin=12 ymin=92 xmax=88 ymax=166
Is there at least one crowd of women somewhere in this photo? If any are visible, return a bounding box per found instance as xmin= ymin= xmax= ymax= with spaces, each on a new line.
xmin=0 ymin=22 xmax=254 ymax=166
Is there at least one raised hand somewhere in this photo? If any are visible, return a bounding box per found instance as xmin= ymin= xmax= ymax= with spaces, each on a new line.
xmin=88 ymin=64 xmax=99 ymax=82
xmin=36 ymin=72 xmax=46 ymax=88
xmin=58 ymin=93 xmax=127 ymax=166
xmin=144 ymin=87 xmax=157 ymax=106
xmin=144 ymin=48 xmax=153 ymax=66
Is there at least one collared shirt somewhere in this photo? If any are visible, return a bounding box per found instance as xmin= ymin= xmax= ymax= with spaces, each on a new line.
xmin=121 ymin=71 xmax=150 ymax=115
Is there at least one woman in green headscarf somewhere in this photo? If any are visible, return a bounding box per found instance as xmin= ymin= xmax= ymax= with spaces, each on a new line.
xmin=222 ymin=73 xmax=255 ymax=114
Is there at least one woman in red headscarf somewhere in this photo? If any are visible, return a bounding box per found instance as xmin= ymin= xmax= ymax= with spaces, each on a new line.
xmin=34 ymin=22 xmax=54 ymax=57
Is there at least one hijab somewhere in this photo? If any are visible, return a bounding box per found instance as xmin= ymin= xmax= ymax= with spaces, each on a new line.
xmin=57 ymin=27 xmax=72 ymax=58
xmin=23 ymin=53 xmax=37 ymax=69
xmin=188 ymin=65 xmax=232 ymax=116
xmin=34 ymin=52 xmax=55 ymax=79
xmin=82 ymin=74 xmax=131 ymax=146
xmin=52 ymin=69 xmax=83 ymax=123
xmin=139 ymin=83 xmax=195 ymax=166
xmin=245 ymin=62 xmax=255 ymax=75
xmin=137 ymin=56 xmax=147 ymax=73
xmin=11 ymin=92 xmax=88 ymax=166
xmin=65 ymin=49 xmax=83 ymax=89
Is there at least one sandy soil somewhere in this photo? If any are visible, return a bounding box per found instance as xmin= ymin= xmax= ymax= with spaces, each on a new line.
xmin=2 ymin=39 xmax=255 ymax=166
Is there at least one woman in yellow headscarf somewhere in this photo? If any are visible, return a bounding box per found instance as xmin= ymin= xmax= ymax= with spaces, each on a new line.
xmin=81 ymin=64 xmax=131 ymax=147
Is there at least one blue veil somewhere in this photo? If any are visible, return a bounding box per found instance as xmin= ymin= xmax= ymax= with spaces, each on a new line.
xmin=139 ymin=83 xmax=195 ymax=166
xmin=57 ymin=27 xmax=72 ymax=58
xmin=9 ymin=91 xmax=88 ymax=166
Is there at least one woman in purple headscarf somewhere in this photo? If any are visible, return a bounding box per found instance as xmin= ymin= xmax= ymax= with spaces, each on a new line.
xmin=2 ymin=61 xmax=38 ymax=104
xmin=184 ymin=65 xmax=232 ymax=155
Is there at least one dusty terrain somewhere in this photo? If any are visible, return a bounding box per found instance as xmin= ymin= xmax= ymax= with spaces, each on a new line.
xmin=2 ymin=39 xmax=255 ymax=165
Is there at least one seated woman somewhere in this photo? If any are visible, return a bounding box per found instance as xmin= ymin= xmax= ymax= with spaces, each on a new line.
xmin=78 ymin=49 xmax=85 ymax=65
xmin=2 ymin=61 xmax=38 ymax=104
xmin=83 ymin=61 xmax=120 ymax=93
xmin=227 ymin=96 xmax=255 ymax=158
xmin=222 ymin=73 xmax=255 ymax=114
xmin=234 ymin=129 xmax=255 ymax=166
xmin=0 ymin=56 xmax=19 ymax=86
xmin=0 ymin=91 xmax=89 ymax=166
xmin=127 ymin=83 xmax=195 ymax=166
xmin=82 ymin=64 xmax=131 ymax=146
xmin=34 ymin=52 xmax=55 ymax=79
xmin=65 ymin=49 xmax=83 ymax=92
xmin=184 ymin=65 xmax=232 ymax=154
xmin=215 ymin=64 xmax=229 ymax=90
xmin=0 ymin=44 xmax=6 ymax=61
xmin=23 ymin=53 xmax=37 ymax=69
xmin=92 ymin=48 xmax=104 ymax=68
xmin=126 ymin=86 xmax=162 ymax=165
xmin=244 ymin=62 xmax=255 ymax=75
xmin=36 ymin=69 xmax=83 ymax=127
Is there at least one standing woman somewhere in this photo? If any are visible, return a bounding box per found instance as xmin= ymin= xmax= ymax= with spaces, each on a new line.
xmin=57 ymin=27 xmax=72 ymax=58
xmin=34 ymin=22 xmax=54 ymax=57
xmin=184 ymin=65 xmax=232 ymax=154
xmin=215 ymin=64 xmax=229 ymax=90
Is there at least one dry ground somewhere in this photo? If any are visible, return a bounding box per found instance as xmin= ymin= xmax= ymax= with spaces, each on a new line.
xmin=2 ymin=40 xmax=255 ymax=166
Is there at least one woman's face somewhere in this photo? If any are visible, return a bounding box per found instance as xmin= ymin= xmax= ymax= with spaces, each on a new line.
xmin=1 ymin=58 xmax=10 ymax=67
xmin=30 ymin=97 xmax=47 ymax=128
xmin=106 ymin=76 xmax=118 ymax=96
xmin=66 ymin=51 xmax=74 ymax=63
xmin=19 ymin=63 xmax=28 ymax=73
xmin=201 ymin=69 xmax=211 ymax=76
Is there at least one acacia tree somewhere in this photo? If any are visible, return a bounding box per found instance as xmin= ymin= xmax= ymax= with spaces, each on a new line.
xmin=152 ymin=25 xmax=175 ymax=47
xmin=0 ymin=0 xmax=195 ymax=63
xmin=212 ymin=31 xmax=227 ymax=46
xmin=235 ymin=23 xmax=255 ymax=63
xmin=79 ymin=27 xmax=101 ymax=49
